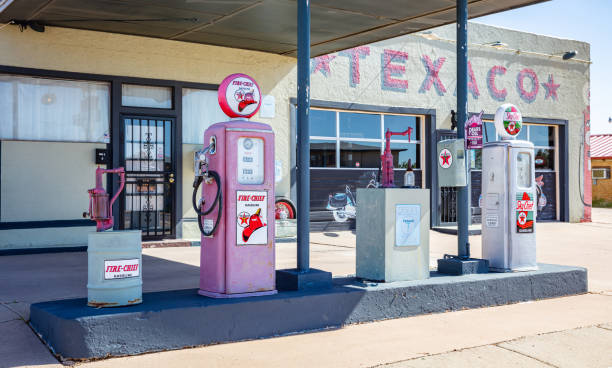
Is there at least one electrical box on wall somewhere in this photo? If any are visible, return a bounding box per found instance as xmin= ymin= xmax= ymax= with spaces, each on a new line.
xmin=95 ymin=149 xmax=108 ymax=165
xmin=437 ymin=139 xmax=467 ymax=187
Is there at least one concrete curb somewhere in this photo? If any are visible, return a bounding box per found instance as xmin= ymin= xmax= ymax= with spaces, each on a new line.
xmin=30 ymin=263 xmax=587 ymax=360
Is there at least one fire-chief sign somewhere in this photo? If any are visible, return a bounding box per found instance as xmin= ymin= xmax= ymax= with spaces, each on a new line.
xmin=236 ymin=191 xmax=268 ymax=245
xmin=516 ymin=192 xmax=535 ymax=233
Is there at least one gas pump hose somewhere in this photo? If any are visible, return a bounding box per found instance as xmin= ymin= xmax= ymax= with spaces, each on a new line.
xmin=192 ymin=171 xmax=223 ymax=237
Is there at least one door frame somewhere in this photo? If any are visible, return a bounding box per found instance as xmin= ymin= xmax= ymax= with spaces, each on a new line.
xmin=119 ymin=115 xmax=178 ymax=239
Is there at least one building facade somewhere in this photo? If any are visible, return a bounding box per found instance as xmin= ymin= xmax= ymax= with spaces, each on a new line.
xmin=0 ymin=22 xmax=591 ymax=250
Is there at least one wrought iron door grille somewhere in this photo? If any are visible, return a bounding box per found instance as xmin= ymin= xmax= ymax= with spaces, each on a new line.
xmin=122 ymin=117 xmax=174 ymax=239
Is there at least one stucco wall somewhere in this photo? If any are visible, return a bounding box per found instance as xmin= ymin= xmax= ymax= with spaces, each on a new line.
xmin=0 ymin=25 xmax=297 ymax=199
xmin=309 ymin=22 xmax=590 ymax=222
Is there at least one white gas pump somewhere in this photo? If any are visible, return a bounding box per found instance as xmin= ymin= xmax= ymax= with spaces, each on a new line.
xmin=481 ymin=104 xmax=537 ymax=272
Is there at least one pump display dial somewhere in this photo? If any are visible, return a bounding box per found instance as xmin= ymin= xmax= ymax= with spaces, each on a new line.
xmin=237 ymin=137 xmax=264 ymax=184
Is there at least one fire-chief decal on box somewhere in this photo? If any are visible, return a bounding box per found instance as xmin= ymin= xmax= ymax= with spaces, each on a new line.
xmin=516 ymin=192 xmax=535 ymax=233
xmin=104 ymin=259 xmax=140 ymax=280
xmin=236 ymin=191 xmax=268 ymax=245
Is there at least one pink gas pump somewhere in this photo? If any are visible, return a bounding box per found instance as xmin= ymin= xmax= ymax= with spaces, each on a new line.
xmin=84 ymin=167 xmax=125 ymax=231
xmin=380 ymin=127 xmax=412 ymax=188
xmin=193 ymin=73 xmax=276 ymax=298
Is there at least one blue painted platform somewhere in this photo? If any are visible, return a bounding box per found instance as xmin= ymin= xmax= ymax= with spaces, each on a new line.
xmin=30 ymin=263 xmax=587 ymax=360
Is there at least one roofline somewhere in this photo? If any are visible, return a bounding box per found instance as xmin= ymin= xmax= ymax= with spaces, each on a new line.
xmin=592 ymin=156 xmax=612 ymax=160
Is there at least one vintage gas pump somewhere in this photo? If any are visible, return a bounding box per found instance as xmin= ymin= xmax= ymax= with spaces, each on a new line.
xmin=481 ymin=104 xmax=537 ymax=272
xmin=84 ymin=166 xmax=142 ymax=308
xmin=380 ymin=127 xmax=412 ymax=188
xmin=193 ymin=73 xmax=276 ymax=298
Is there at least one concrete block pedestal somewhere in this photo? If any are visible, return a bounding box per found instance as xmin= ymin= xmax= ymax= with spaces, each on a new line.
xmin=356 ymin=188 xmax=430 ymax=282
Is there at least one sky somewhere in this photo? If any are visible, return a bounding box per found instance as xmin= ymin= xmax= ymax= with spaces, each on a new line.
xmin=475 ymin=0 xmax=612 ymax=134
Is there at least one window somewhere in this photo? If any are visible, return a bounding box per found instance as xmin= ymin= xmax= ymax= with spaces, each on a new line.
xmin=339 ymin=112 xmax=380 ymax=139
xmin=472 ymin=122 xmax=556 ymax=171
xmin=310 ymin=109 xmax=336 ymax=137
xmin=593 ymin=167 xmax=610 ymax=180
xmin=310 ymin=139 xmax=336 ymax=167
xmin=308 ymin=108 xmax=422 ymax=169
xmin=0 ymin=74 xmax=110 ymax=143
xmin=340 ymin=140 xmax=381 ymax=168
xmin=182 ymin=88 xmax=226 ymax=144
xmin=122 ymin=84 xmax=172 ymax=109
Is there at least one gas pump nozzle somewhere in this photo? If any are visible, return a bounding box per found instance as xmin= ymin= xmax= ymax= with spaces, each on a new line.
xmin=192 ymin=141 xmax=223 ymax=236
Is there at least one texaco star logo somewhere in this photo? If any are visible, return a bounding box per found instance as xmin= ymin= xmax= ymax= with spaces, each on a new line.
xmin=237 ymin=211 xmax=249 ymax=228
xmin=518 ymin=211 xmax=527 ymax=226
xmin=439 ymin=148 xmax=453 ymax=168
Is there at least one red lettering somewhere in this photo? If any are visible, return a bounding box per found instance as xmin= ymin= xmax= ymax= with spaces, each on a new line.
xmin=467 ymin=61 xmax=480 ymax=98
xmin=487 ymin=65 xmax=507 ymax=101
xmin=382 ymin=49 xmax=409 ymax=92
xmin=339 ymin=46 xmax=370 ymax=86
xmin=517 ymin=68 xmax=539 ymax=103
xmin=419 ymin=55 xmax=446 ymax=94
xmin=105 ymin=266 xmax=113 ymax=272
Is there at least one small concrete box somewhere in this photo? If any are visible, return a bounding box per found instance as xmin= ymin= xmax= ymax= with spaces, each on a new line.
xmin=356 ymin=188 xmax=430 ymax=282
xmin=437 ymin=139 xmax=467 ymax=187
xmin=87 ymin=230 xmax=142 ymax=307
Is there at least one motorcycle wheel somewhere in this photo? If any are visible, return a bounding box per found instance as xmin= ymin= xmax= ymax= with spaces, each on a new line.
xmin=275 ymin=199 xmax=295 ymax=220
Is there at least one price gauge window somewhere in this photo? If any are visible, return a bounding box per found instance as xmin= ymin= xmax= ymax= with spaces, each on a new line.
xmin=237 ymin=137 xmax=264 ymax=184
xmin=516 ymin=152 xmax=532 ymax=188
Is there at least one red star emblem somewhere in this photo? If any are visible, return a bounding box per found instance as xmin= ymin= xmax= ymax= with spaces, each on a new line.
xmin=441 ymin=153 xmax=451 ymax=165
xmin=311 ymin=55 xmax=336 ymax=77
xmin=238 ymin=213 xmax=249 ymax=225
xmin=541 ymin=74 xmax=560 ymax=100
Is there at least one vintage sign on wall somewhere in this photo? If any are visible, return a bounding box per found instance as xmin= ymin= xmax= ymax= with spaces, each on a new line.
xmin=311 ymin=47 xmax=562 ymax=104
xmin=465 ymin=111 xmax=484 ymax=149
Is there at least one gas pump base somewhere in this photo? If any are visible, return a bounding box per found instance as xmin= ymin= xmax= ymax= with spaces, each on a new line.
xmin=276 ymin=268 xmax=333 ymax=291
xmin=437 ymin=256 xmax=489 ymax=275
xmin=30 ymin=263 xmax=586 ymax=360
xmin=198 ymin=290 xmax=277 ymax=298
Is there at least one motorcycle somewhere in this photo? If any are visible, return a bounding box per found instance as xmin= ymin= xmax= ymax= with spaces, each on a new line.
xmin=326 ymin=185 xmax=357 ymax=222
xmin=535 ymin=175 xmax=547 ymax=215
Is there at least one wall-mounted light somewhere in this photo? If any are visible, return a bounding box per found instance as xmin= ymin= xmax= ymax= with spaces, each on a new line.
xmin=484 ymin=41 xmax=508 ymax=48
xmin=562 ymin=50 xmax=577 ymax=60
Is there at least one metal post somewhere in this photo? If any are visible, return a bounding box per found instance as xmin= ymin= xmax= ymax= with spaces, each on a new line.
xmin=296 ymin=0 xmax=310 ymax=272
xmin=456 ymin=0 xmax=470 ymax=258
